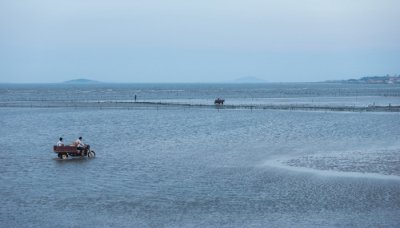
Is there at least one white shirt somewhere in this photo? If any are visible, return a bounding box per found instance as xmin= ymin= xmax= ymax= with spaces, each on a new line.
xmin=75 ymin=139 xmax=84 ymax=147
xmin=57 ymin=141 xmax=64 ymax=146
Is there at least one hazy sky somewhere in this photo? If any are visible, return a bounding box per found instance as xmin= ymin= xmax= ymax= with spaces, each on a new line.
xmin=0 ymin=0 xmax=399 ymax=83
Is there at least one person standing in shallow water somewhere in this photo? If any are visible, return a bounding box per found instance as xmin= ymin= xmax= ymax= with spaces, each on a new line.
xmin=57 ymin=137 xmax=64 ymax=146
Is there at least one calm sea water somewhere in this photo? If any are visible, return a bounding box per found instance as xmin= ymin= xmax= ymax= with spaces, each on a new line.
xmin=1 ymin=83 xmax=400 ymax=227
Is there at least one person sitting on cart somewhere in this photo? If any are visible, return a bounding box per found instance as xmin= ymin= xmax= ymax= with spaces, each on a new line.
xmin=75 ymin=136 xmax=85 ymax=155
xmin=57 ymin=137 xmax=64 ymax=146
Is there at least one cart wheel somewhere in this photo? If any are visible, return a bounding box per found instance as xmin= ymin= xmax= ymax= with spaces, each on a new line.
xmin=88 ymin=151 xmax=96 ymax=158
xmin=61 ymin=153 xmax=68 ymax=160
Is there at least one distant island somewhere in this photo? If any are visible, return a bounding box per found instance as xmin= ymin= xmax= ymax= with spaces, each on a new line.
xmin=327 ymin=75 xmax=400 ymax=84
xmin=64 ymin=79 xmax=101 ymax=84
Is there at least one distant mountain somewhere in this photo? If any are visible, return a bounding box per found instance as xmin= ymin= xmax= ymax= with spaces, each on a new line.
xmin=64 ymin=79 xmax=101 ymax=84
xmin=234 ymin=77 xmax=266 ymax=83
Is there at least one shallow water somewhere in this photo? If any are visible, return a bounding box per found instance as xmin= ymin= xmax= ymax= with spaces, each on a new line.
xmin=1 ymin=105 xmax=400 ymax=227
xmin=1 ymin=83 xmax=400 ymax=107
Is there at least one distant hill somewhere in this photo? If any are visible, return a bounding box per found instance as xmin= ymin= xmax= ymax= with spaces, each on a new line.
xmin=64 ymin=79 xmax=101 ymax=84
xmin=326 ymin=75 xmax=400 ymax=84
xmin=234 ymin=77 xmax=266 ymax=83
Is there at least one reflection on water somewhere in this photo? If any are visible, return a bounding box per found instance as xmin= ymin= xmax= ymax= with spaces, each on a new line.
xmin=283 ymin=148 xmax=400 ymax=176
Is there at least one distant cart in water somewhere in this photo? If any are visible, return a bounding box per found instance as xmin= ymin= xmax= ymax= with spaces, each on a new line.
xmin=214 ymin=98 xmax=225 ymax=105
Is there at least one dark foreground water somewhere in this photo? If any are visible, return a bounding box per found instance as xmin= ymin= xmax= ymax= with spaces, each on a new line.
xmin=1 ymin=106 xmax=399 ymax=227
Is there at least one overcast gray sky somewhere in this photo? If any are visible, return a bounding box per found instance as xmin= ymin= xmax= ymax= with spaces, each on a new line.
xmin=0 ymin=0 xmax=399 ymax=83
